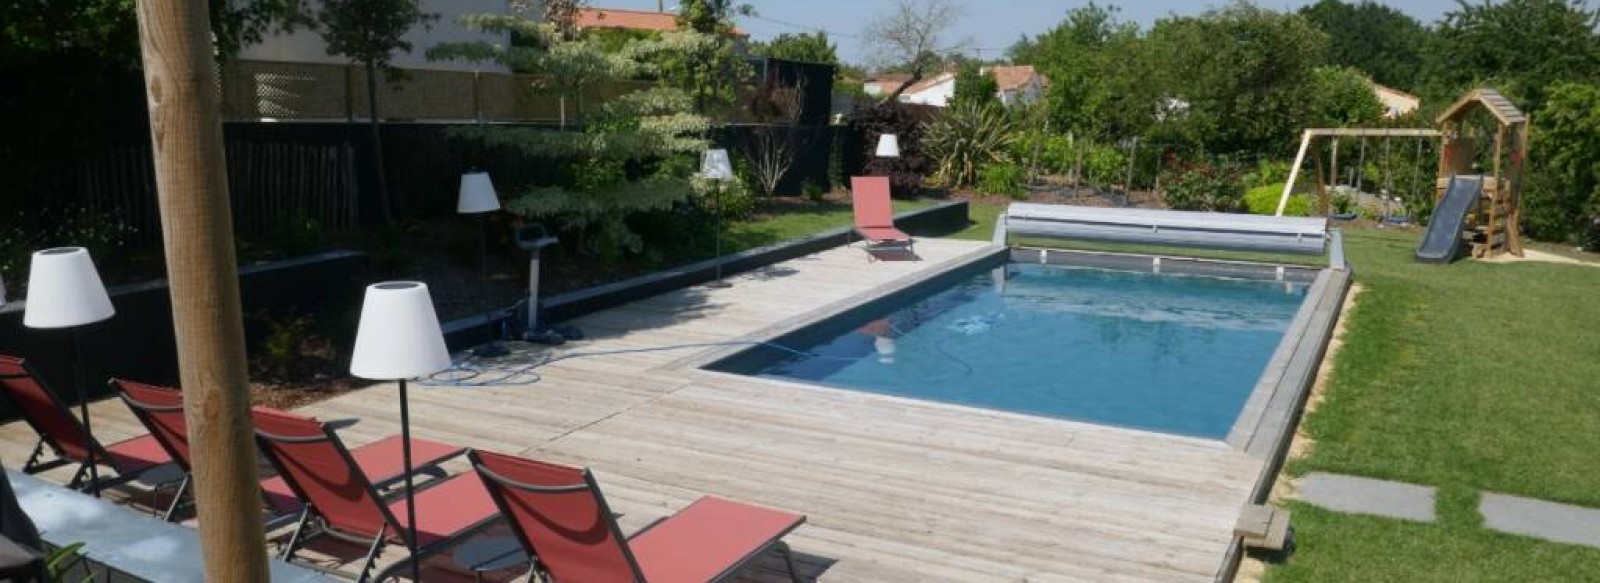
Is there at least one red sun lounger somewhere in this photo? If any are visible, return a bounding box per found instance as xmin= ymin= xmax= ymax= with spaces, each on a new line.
xmin=0 ymin=355 xmax=169 ymax=492
xmin=851 ymin=176 xmax=915 ymax=259
xmin=253 ymin=407 xmax=499 ymax=583
xmin=114 ymin=380 xmax=464 ymax=522
xmin=470 ymin=449 xmax=807 ymax=583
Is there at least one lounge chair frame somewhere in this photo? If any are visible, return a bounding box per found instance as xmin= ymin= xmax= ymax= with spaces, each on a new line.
xmin=0 ymin=362 xmax=154 ymax=492
xmin=471 ymin=451 xmax=802 ymax=583
xmin=257 ymin=424 xmax=493 ymax=583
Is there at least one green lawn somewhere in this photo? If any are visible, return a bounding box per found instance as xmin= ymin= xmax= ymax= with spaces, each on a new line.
xmin=1266 ymin=502 xmax=1600 ymax=583
xmin=1291 ymin=228 xmax=1600 ymax=506
xmin=723 ymin=198 xmax=939 ymax=251
xmin=1262 ymin=228 xmax=1600 ymax=580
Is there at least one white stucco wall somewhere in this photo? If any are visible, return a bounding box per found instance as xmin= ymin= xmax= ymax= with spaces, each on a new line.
xmin=999 ymin=78 xmax=1045 ymax=107
xmin=900 ymin=75 xmax=955 ymax=107
xmin=237 ymin=0 xmax=513 ymax=72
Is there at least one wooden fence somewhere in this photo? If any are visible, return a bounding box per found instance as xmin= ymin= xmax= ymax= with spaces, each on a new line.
xmin=220 ymin=60 xmax=652 ymax=123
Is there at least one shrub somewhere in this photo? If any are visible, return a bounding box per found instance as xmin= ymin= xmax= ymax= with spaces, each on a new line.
xmin=1331 ymin=192 xmax=1356 ymax=215
xmin=1163 ymin=163 xmax=1245 ymax=212
xmin=851 ymin=103 xmax=935 ymax=198
xmin=1080 ymin=143 xmax=1127 ymax=186
xmin=924 ymin=104 xmax=1017 ymax=188
xmin=801 ymin=181 xmax=826 ymax=202
xmin=978 ymin=163 xmax=1028 ymax=200
xmin=1242 ymin=159 xmax=1291 ymax=188
xmin=1243 ymin=183 xmax=1311 ymax=216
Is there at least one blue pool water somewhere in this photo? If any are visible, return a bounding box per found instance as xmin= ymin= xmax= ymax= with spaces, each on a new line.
xmin=711 ymin=262 xmax=1308 ymax=438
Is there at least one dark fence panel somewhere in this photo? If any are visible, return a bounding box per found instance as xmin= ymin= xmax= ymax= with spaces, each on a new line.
xmin=716 ymin=124 xmax=847 ymax=195
xmin=0 ymin=251 xmax=367 ymax=416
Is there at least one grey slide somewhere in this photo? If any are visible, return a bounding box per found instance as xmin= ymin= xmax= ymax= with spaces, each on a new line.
xmin=1415 ymin=175 xmax=1483 ymax=264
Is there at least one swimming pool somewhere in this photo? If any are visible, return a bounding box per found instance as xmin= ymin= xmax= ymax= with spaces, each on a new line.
xmin=708 ymin=256 xmax=1309 ymax=439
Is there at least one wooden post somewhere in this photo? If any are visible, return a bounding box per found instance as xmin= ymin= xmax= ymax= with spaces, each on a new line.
xmin=132 ymin=1 xmax=270 ymax=581
xmin=1488 ymin=126 xmax=1506 ymax=256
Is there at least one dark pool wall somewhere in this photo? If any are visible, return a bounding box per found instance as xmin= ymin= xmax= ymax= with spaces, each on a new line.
xmin=0 ymin=251 xmax=367 ymax=414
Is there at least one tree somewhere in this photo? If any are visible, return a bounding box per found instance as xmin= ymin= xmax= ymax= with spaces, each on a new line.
xmin=315 ymin=0 xmax=438 ymax=225
xmin=1308 ymin=65 xmax=1385 ymax=127
xmin=1424 ymin=0 xmax=1600 ymax=112
xmin=751 ymin=31 xmax=838 ymax=66
xmin=1011 ymin=4 xmax=1148 ymax=140
xmin=670 ymin=0 xmax=752 ymax=114
xmin=2 ymin=0 xmax=308 ymax=66
xmin=862 ymin=0 xmax=964 ymax=104
xmin=950 ymin=62 xmax=998 ymax=110
xmin=431 ymin=8 xmax=724 ymax=259
xmin=1299 ymin=0 xmax=1429 ymax=90
xmin=1525 ymin=82 xmax=1600 ymax=243
xmin=1142 ymin=2 xmax=1329 ymax=156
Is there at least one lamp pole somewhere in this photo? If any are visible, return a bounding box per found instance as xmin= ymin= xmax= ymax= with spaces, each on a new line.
xmin=24 ymin=247 xmax=116 ymax=498
xmin=459 ymin=173 xmax=506 ymax=357
xmin=701 ymin=149 xmax=734 ymax=289
xmin=351 ymin=281 xmax=452 ymax=583
xmin=398 ymin=377 xmax=417 ymax=582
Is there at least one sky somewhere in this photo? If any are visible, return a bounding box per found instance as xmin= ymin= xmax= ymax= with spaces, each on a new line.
xmin=596 ymin=0 xmax=1462 ymax=66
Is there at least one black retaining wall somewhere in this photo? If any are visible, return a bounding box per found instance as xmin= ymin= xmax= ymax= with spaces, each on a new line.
xmin=441 ymin=200 xmax=971 ymax=347
xmin=0 ymin=251 xmax=367 ymax=413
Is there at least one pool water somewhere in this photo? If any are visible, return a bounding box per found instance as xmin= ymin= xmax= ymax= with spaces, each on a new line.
xmin=711 ymin=262 xmax=1308 ymax=439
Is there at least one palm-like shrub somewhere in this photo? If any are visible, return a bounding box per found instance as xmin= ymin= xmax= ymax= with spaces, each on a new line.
xmin=923 ymin=104 xmax=1017 ymax=189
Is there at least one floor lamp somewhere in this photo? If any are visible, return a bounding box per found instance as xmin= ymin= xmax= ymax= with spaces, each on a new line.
xmin=459 ymin=172 xmax=507 ymax=358
xmin=701 ymin=149 xmax=734 ymax=288
xmin=350 ymin=282 xmax=452 ymax=583
xmin=23 ymin=247 xmax=115 ymax=496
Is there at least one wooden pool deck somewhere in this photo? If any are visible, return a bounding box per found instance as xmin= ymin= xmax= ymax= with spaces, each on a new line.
xmin=1 ymin=237 xmax=1265 ymax=582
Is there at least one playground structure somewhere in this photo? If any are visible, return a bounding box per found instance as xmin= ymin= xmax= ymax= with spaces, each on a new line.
xmin=1275 ymin=88 xmax=1529 ymax=262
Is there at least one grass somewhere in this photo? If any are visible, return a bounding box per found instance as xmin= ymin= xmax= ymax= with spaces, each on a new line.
xmin=1291 ymin=228 xmax=1600 ymax=507
xmin=723 ymin=198 xmax=940 ymax=251
xmin=1251 ymin=227 xmax=1600 ymax=580
xmin=1265 ymin=502 xmax=1600 ymax=582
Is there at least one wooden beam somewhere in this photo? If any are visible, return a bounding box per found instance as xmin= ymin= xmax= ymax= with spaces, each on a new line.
xmin=1277 ymin=131 xmax=1314 ymax=216
xmin=132 ymin=0 xmax=270 ymax=581
xmin=1304 ymin=128 xmax=1442 ymax=138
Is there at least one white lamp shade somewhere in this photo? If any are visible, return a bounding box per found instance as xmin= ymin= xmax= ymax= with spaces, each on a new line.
xmin=457 ymin=172 xmax=501 ymax=214
xmin=23 ymin=247 xmax=114 ymax=329
xmin=349 ymin=282 xmax=452 ymax=380
xmin=875 ymin=134 xmax=901 ymax=158
xmin=700 ymin=149 xmax=733 ymax=180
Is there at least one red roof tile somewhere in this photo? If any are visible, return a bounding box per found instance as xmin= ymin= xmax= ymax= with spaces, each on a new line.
xmin=576 ymin=7 xmax=746 ymax=36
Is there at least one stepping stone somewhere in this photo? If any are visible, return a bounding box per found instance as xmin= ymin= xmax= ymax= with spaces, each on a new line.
xmin=1297 ymin=472 xmax=1436 ymax=522
xmin=1480 ymin=492 xmax=1600 ymax=548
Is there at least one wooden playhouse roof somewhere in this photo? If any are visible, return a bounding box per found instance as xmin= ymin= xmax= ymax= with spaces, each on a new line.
xmin=1436 ymin=88 xmax=1527 ymax=126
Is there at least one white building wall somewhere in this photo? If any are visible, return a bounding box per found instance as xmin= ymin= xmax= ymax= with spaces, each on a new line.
xmin=900 ymin=76 xmax=955 ymax=107
xmin=237 ymin=0 xmax=513 ymax=72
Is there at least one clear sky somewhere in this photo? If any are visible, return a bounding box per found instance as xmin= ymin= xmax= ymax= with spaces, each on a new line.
xmin=595 ymin=0 xmax=1462 ymax=65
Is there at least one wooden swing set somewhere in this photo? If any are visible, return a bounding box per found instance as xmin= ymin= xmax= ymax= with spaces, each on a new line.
xmin=1275 ymin=88 xmax=1528 ymax=259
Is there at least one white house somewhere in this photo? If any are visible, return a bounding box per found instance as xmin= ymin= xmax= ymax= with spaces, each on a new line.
xmin=991 ymin=65 xmax=1046 ymax=107
xmin=899 ymin=72 xmax=958 ymax=107
xmin=1372 ymin=83 xmax=1421 ymax=119
xmin=237 ymin=0 xmax=513 ymax=72
xmin=879 ymin=65 xmax=1048 ymax=108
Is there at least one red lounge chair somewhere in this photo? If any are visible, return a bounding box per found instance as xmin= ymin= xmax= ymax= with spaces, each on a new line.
xmin=253 ymin=407 xmax=500 ymax=583
xmin=469 ymin=449 xmax=807 ymax=583
xmin=851 ymin=176 xmax=915 ymax=260
xmin=0 ymin=356 xmax=169 ymax=492
xmin=113 ymin=380 xmax=464 ymax=522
